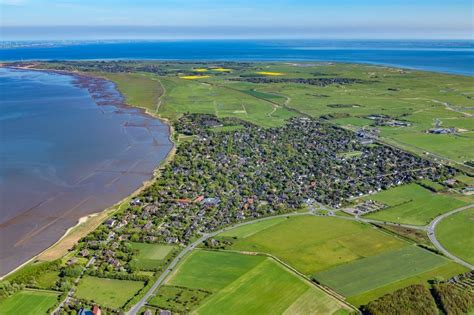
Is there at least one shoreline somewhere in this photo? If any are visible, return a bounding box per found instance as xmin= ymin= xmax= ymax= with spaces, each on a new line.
xmin=0 ymin=66 xmax=176 ymax=279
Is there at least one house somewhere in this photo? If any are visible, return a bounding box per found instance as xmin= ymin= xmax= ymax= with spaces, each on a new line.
xmin=105 ymin=219 xmax=116 ymax=228
xmin=160 ymin=310 xmax=172 ymax=315
xmin=130 ymin=198 xmax=142 ymax=206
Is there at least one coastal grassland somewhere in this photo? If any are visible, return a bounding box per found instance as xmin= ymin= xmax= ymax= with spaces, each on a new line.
xmin=218 ymin=216 xmax=288 ymax=238
xmin=167 ymin=250 xmax=350 ymax=314
xmin=233 ymin=63 xmax=474 ymax=164
xmin=129 ymin=242 xmax=175 ymax=270
xmin=390 ymin=132 xmax=474 ymax=163
xmin=223 ymin=215 xmax=406 ymax=275
xmin=168 ymin=250 xmax=265 ymax=291
xmin=157 ymin=77 xmax=297 ymax=127
xmin=436 ymin=207 xmax=474 ymax=264
xmin=363 ymin=183 xmax=467 ymax=225
xmin=0 ymin=290 xmax=60 ymax=315
xmin=74 ymin=276 xmax=145 ymax=309
xmin=99 ymin=72 xmax=163 ymax=114
xmin=313 ymin=246 xmax=449 ymax=297
xmin=348 ymin=262 xmax=468 ymax=306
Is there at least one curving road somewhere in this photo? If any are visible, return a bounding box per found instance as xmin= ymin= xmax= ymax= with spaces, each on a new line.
xmin=126 ymin=212 xmax=313 ymax=315
xmin=125 ymin=203 xmax=474 ymax=314
xmin=426 ymin=204 xmax=474 ymax=270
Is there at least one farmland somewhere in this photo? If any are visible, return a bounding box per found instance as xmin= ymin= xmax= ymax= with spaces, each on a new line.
xmin=0 ymin=290 xmax=60 ymax=315
xmin=6 ymin=60 xmax=471 ymax=314
xmin=166 ymin=250 xmax=351 ymax=314
xmin=362 ymin=183 xmax=466 ymax=225
xmin=74 ymin=276 xmax=145 ymax=309
xmin=436 ymin=208 xmax=474 ymax=264
xmin=313 ymin=246 xmax=449 ymax=297
xmin=222 ymin=215 xmax=406 ymax=274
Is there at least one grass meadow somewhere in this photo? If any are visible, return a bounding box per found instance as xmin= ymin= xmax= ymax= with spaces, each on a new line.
xmin=436 ymin=207 xmax=474 ymax=264
xmin=363 ymin=184 xmax=466 ymax=225
xmin=313 ymin=246 xmax=449 ymax=297
xmin=74 ymin=276 xmax=145 ymax=309
xmin=225 ymin=215 xmax=406 ymax=274
xmin=0 ymin=290 xmax=60 ymax=315
xmin=167 ymin=250 xmax=350 ymax=314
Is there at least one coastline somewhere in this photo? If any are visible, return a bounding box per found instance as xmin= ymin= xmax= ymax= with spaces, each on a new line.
xmin=0 ymin=66 xmax=176 ymax=279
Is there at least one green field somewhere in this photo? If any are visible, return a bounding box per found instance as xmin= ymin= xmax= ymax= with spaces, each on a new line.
xmin=130 ymin=242 xmax=175 ymax=270
xmin=363 ymin=184 xmax=466 ymax=225
xmin=219 ymin=217 xmax=288 ymax=238
xmin=348 ymin=262 xmax=468 ymax=306
xmin=168 ymin=250 xmax=265 ymax=291
xmin=436 ymin=208 xmax=474 ymax=264
xmin=225 ymin=215 xmax=406 ymax=274
xmin=75 ymin=276 xmax=145 ymax=309
xmin=158 ymin=77 xmax=297 ymax=127
xmin=50 ymin=61 xmax=474 ymax=164
xmin=0 ymin=290 xmax=60 ymax=315
xmin=100 ymin=72 xmax=163 ymax=114
xmin=168 ymin=250 xmax=350 ymax=314
xmin=313 ymin=246 xmax=449 ymax=297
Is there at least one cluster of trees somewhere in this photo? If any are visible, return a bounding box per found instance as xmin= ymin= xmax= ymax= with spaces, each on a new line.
xmin=362 ymin=284 xmax=438 ymax=315
xmin=231 ymin=77 xmax=363 ymax=86
xmin=432 ymin=283 xmax=474 ymax=315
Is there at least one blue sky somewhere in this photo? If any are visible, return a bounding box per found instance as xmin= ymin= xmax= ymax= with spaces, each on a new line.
xmin=1 ymin=0 xmax=473 ymax=40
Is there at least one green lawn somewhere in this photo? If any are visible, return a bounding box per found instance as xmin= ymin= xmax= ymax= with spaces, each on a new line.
xmin=168 ymin=250 xmax=265 ymax=291
xmin=74 ymin=276 xmax=145 ymax=309
xmin=0 ymin=290 xmax=60 ymax=315
xmin=313 ymin=246 xmax=450 ymax=297
xmin=226 ymin=215 xmax=406 ymax=274
xmin=364 ymin=184 xmax=466 ymax=225
xmin=436 ymin=207 xmax=474 ymax=264
xmin=129 ymin=242 xmax=175 ymax=270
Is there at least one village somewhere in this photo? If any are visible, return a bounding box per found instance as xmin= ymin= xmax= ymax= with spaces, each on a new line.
xmin=71 ymin=114 xmax=456 ymax=275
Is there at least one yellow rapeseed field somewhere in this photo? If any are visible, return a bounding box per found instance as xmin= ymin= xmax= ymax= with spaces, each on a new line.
xmin=194 ymin=68 xmax=208 ymax=72
xmin=256 ymin=71 xmax=285 ymax=76
xmin=180 ymin=75 xmax=210 ymax=80
xmin=212 ymin=68 xmax=232 ymax=72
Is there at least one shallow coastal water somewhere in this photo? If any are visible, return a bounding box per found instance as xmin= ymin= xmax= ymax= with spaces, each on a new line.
xmin=1 ymin=40 xmax=473 ymax=76
xmin=0 ymin=68 xmax=172 ymax=276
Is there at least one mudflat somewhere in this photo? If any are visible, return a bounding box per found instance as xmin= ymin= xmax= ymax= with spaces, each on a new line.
xmin=0 ymin=68 xmax=172 ymax=277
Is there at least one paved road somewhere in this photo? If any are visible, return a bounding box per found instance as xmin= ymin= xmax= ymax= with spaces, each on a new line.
xmin=334 ymin=213 xmax=426 ymax=230
xmin=426 ymin=204 xmax=474 ymax=270
xmin=52 ymin=256 xmax=96 ymax=315
xmin=127 ymin=212 xmax=312 ymax=315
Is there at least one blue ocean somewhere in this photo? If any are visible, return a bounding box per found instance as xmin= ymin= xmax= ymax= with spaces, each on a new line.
xmin=1 ymin=40 xmax=473 ymax=76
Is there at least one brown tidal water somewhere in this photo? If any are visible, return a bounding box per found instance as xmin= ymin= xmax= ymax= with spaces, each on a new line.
xmin=0 ymin=68 xmax=172 ymax=276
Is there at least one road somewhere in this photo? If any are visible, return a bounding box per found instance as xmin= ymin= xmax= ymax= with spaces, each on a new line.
xmin=426 ymin=204 xmax=474 ymax=269
xmin=52 ymin=256 xmax=95 ymax=315
xmin=126 ymin=212 xmax=317 ymax=315
xmin=120 ymin=203 xmax=474 ymax=314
